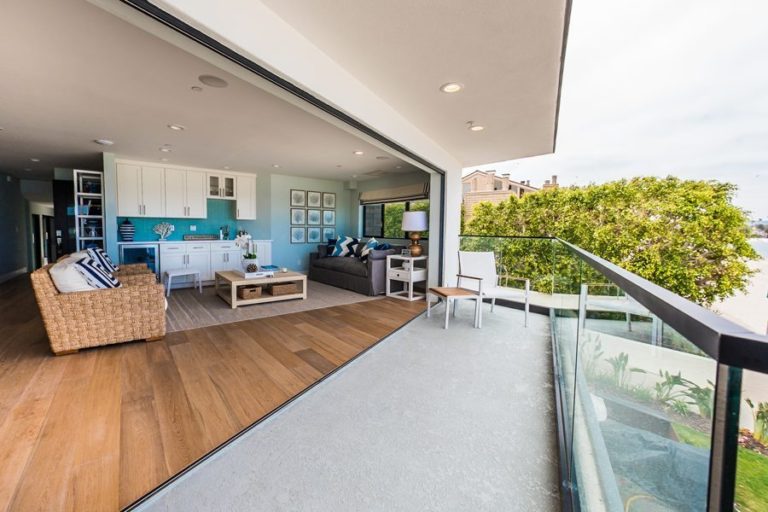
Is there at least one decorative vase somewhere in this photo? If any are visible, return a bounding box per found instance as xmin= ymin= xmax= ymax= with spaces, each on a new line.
xmin=119 ymin=219 xmax=135 ymax=242
xmin=242 ymin=257 xmax=259 ymax=273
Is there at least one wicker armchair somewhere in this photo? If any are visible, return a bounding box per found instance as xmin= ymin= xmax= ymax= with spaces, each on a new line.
xmin=115 ymin=263 xmax=155 ymax=278
xmin=30 ymin=264 xmax=166 ymax=355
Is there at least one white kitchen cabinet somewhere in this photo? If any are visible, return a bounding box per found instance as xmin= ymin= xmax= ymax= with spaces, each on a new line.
xmin=210 ymin=242 xmax=242 ymax=274
xmin=187 ymin=252 xmax=212 ymax=281
xmin=116 ymin=163 xmax=164 ymax=217
xmin=160 ymin=243 xmax=211 ymax=285
xmin=186 ymin=170 xmax=207 ymax=218
xmin=235 ymin=175 xmax=257 ymax=220
xmin=165 ymin=169 xmax=207 ymax=218
xmin=207 ymin=173 xmax=236 ymax=200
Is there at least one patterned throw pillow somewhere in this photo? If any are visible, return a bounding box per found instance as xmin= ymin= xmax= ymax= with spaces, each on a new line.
xmin=332 ymin=235 xmax=359 ymax=257
xmin=88 ymin=247 xmax=119 ymax=273
xmin=73 ymin=256 xmax=122 ymax=289
xmin=359 ymin=238 xmax=379 ymax=262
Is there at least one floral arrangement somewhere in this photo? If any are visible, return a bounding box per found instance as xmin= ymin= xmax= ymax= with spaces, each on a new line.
xmin=235 ymin=232 xmax=257 ymax=259
xmin=153 ymin=222 xmax=175 ymax=241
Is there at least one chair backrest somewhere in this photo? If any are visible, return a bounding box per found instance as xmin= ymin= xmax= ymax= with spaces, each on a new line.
xmin=458 ymin=251 xmax=497 ymax=291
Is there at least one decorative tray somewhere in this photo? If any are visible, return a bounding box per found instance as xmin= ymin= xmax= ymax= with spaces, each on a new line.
xmin=183 ymin=234 xmax=219 ymax=240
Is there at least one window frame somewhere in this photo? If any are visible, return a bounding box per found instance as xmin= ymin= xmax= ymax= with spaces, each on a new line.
xmin=362 ymin=200 xmax=429 ymax=240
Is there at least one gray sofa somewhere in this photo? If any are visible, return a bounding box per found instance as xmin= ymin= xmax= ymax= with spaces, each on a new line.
xmin=309 ymin=244 xmax=404 ymax=296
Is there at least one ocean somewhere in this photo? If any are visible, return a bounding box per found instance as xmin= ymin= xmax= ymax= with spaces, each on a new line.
xmin=750 ymin=238 xmax=768 ymax=259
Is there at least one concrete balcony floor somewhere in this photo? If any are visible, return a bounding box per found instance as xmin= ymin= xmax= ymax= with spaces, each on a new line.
xmin=138 ymin=305 xmax=559 ymax=512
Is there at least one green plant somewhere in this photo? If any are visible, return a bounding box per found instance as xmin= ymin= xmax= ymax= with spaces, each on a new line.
xmin=746 ymin=399 xmax=768 ymax=444
xmin=681 ymin=379 xmax=715 ymax=419
xmin=580 ymin=335 xmax=604 ymax=379
xmin=465 ymin=176 xmax=758 ymax=305
xmin=605 ymin=352 xmax=643 ymax=390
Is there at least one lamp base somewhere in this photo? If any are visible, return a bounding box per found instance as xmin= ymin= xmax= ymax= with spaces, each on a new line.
xmin=408 ymin=232 xmax=423 ymax=257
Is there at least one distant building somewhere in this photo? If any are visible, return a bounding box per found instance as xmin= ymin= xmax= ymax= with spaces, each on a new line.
xmin=462 ymin=170 xmax=558 ymax=222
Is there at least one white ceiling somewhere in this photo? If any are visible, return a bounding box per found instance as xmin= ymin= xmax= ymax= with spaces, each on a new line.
xmin=260 ymin=0 xmax=569 ymax=167
xmin=0 ymin=0 xmax=421 ymax=181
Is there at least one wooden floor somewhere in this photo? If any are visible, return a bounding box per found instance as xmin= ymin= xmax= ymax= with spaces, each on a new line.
xmin=0 ymin=276 xmax=424 ymax=511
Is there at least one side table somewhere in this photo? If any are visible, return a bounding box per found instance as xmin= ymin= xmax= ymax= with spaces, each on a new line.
xmin=386 ymin=254 xmax=428 ymax=301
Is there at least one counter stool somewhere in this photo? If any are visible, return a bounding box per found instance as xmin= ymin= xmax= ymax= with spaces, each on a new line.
xmin=164 ymin=269 xmax=202 ymax=297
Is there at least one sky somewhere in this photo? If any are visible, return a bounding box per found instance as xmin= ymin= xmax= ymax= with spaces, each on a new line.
xmin=466 ymin=1 xmax=768 ymax=220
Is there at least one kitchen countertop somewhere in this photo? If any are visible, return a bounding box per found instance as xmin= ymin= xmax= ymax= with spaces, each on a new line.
xmin=118 ymin=239 xmax=272 ymax=244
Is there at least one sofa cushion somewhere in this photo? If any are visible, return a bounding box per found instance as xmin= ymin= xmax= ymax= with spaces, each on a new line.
xmin=359 ymin=238 xmax=379 ymax=262
xmin=331 ymin=235 xmax=359 ymax=257
xmin=74 ymin=256 xmax=122 ymax=289
xmin=312 ymin=255 xmax=369 ymax=277
xmin=49 ymin=255 xmax=95 ymax=293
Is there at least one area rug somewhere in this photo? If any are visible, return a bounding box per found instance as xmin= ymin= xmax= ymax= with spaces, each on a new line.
xmin=165 ymin=280 xmax=379 ymax=332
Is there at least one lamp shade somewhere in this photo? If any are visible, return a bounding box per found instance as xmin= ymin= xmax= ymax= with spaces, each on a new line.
xmin=401 ymin=211 xmax=428 ymax=231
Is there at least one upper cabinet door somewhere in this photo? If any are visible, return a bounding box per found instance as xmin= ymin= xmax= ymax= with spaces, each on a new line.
xmin=141 ymin=167 xmax=165 ymax=217
xmin=222 ymin=175 xmax=236 ymax=199
xmin=208 ymin=173 xmax=221 ymax=198
xmin=235 ymin=175 xmax=257 ymax=220
xmin=164 ymin=168 xmax=186 ymax=217
xmin=185 ymin=170 xmax=207 ymax=218
xmin=116 ymin=164 xmax=142 ymax=217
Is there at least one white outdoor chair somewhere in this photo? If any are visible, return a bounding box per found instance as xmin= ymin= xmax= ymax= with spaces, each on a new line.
xmin=457 ymin=251 xmax=530 ymax=327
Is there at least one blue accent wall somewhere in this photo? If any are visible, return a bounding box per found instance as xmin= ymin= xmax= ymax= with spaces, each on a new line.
xmin=117 ymin=199 xmax=262 ymax=241
xmin=0 ymin=174 xmax=29 ymax=277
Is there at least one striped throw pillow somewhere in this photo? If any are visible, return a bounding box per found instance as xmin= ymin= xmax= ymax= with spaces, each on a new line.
xmin=74 ymin=257 xmax=122 ymax=289
xmin=332 ymin=235 xmax=359 ymax=257
xmin=88 ymin=247 xmax=119 ymax=273
xmin=359 ymin=238 xmax=379 ymax=262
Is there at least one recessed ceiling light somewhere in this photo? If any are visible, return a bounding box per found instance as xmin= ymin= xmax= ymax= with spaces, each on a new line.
xmin=272 ymin=164 xmax=280 ymax=168
xmin=30 ymin=158 xmax=40 ymax=162
xmin=159 ymin=146 xmax=172 ymax=153
xmin=396 ymin=165 xmax=402 ymax=169
xmin=223 ymin=166 xmax=230 ymax=170
xmin=24 ymin=168 xmax=31 ymax=172
xmin=94 ymin=139 xmax=114 ymax=146
xmin=467 ymin=121 xmax=485 ymax=132
xmin=167 ymin=124 xmax=185 ymax=131
xmin=440 ymin=82 xmax=463 ymax=93
xmin=190 ymin=86 xmax=203 ymax=92
xmin=161 ymin=158 xmax=169 ymax=162
xmin=198 ymin=74 xmax=229 ymax=88
xmin=353 ymin=150 xmax=364 ymax=156
xmin=352 ymin=174 xmax=358 ymax=178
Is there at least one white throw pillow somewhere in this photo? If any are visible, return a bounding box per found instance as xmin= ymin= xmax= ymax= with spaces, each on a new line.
xmin=49 ymin=255 xmax=96 ymax=293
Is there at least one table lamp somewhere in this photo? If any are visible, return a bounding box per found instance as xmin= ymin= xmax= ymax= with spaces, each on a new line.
xmin=401 ymin=211 xmax=428 ymax=257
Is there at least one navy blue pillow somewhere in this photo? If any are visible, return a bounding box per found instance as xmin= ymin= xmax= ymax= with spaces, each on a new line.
xmin=326 ymin=238 xmax=337 ymax=257
xmin=376 ymin=242 xmax=392 ymax=251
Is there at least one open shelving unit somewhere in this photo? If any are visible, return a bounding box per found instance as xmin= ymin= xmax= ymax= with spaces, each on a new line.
xmin=73 ymin=169 xmax=105 ymax=251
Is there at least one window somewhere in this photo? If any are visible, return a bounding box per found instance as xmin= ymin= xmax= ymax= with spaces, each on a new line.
xmin=462 ymin=183 xmax=471 ymax=193
xmin=363 ymin=200 xmax=429 ymax=239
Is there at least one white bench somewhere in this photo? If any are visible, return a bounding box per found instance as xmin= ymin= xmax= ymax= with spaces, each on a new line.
xmin=163 ymin=268 xmax=202 ymax=297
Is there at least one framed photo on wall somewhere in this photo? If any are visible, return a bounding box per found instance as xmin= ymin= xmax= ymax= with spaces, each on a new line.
xmin=322 ymin=210 xmax=335 ymax=226
xmin=290 ymin=208 xmax=306 ymax=225
xmin=291 ymin=227 xmax=306 ymax=244
xmin=307 ymin=191 xmax=322 ymax=208
xmin=322 ymin=227 xmax=336 ymax=241
xmin=322 ymin=192 xmax=336 ymax=209
xmin=307 ymin=209 xmax=321 ymax=225
xmin=290 ymin=189 xmax=306 ymax=207
xmin=307 ymin=227 xmax=321 ymax=244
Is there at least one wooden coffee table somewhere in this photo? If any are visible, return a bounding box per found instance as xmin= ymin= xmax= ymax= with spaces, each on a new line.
xmin=214 ymin=270 xmax=307 ymax=309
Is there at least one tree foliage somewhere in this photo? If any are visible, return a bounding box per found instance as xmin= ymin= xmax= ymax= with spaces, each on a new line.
xmin=464 ymin=176 xmax=757 ymax=305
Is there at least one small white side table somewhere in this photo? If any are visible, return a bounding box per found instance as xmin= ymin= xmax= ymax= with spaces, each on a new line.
xmin=386 ymin=255 xmax=428 ymax=301
xmin=164 ymin=268 xmax=202 ymax=297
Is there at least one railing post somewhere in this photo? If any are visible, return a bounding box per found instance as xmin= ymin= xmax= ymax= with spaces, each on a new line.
xmin=578 ymin=283 xmax=588 ymax=329
xmin=707 ymin=364 xmax=742 ymax=511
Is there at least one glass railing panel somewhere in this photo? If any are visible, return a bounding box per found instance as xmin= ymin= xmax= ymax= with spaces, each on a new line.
xmin=735 ymin=368 xmax=768 ymax=512
xmin=570 ymin=275 xmax=717 ymax=510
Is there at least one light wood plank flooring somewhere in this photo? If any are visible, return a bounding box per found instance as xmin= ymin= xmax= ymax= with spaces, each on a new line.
xmin=0 ymin=276 xmax=424 ymax=511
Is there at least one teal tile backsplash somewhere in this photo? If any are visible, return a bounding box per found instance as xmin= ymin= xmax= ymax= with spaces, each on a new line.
xmin=117 ymin=199 xmax=259 ymax=241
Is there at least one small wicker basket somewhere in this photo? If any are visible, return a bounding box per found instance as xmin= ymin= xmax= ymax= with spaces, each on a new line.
xmin=238 ymin=285 xmax=262 ymax=299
